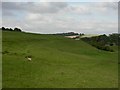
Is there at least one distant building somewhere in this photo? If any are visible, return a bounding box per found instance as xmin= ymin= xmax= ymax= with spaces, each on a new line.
xmin=65 ymin=35 xmax=80 ymax=39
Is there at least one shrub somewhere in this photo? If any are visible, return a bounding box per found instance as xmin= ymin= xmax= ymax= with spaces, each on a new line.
xmin=2 ymin=27 xmax=5 ymax=30
xmin=2 ymin=51 xmax=9 ymax=54
xmin=14 ymin=28 xmax=22 ymax=32
xmin=110 ymin=43 xmax=114 ymax=46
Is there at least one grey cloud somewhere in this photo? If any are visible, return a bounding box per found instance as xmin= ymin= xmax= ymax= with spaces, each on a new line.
xmin=2 ymin=10 xmax=15 ymax=17
xmin=29 ymin=3 xmax=67 ymax=13
xmin=2 ymin=2 xmax=25 ymax=10
xmin=2 ymin=2 xmax=68 ymax=14
xmin=49 ymin=2 xmax=68 ymax=8
xmin=103 ymin=2 xmax=118 ymax=10
xmin=2 ymin=2 xmax=27 ymax=17
xmin=94 ymin=2 xmax=118 ymax=11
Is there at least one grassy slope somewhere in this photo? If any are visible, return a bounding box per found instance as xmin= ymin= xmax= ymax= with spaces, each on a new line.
xmin=2 ymin=31 xmax=118 ymax=88
xmin=0 ymin=30 xmax=2 ymax=89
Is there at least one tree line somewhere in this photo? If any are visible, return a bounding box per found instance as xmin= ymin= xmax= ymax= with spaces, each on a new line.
xmin=54 ymin=32 xmax=84 ymax=36
xmin=81 ymin=34 xmax=120 ymax=52
xmin=1 ymin=27 xmax=22 ymax=32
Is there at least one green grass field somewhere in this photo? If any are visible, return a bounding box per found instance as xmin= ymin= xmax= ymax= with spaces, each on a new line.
xmin=0 ymin=31 xmax=2 ymax=89
xmin=2 ymin=31 xmax=118 ymax=88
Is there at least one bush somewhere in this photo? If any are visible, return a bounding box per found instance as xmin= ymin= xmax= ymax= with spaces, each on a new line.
xmin=2 ymin=51 xmax=9 ymax=54
xmin=14 ymin=28 xmax=22 ymax=32
xmin=81 ymin=34 xmax=115 ymax=52
xmin=2 ymin=27 xmax=5 ymax=30
xmin=95 ymin=45 xmax=114 ymax=52
xmin=1 ymin=27 xmax=22 ymax=32
xmin=110 ymin=43 xmax=114 ymax=46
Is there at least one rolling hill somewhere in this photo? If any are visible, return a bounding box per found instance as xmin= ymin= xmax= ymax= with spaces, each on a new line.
xmin=2 ymin=31 xmax=118 ymax=88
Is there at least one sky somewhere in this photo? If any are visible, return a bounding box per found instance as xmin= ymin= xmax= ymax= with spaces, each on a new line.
xmin=1 ymin=1 xmax=118 ymax=34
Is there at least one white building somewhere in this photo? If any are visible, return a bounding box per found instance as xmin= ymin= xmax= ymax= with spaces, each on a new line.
xmin=65 ymin=35 xmax=80 ymax=39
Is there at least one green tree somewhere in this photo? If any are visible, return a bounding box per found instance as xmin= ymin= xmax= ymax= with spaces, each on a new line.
xmin=14 ymin=28 xmax=22 ymax=32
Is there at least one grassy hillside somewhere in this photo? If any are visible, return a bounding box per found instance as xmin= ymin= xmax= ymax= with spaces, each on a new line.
xmin=2 ymin=31 xmax=118 ymax=88
xmin=0 ymin=31 xmax=2 ymax=89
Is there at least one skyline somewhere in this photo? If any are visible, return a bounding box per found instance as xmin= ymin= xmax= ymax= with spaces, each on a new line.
xmin=2 ymin=2 xmax=118 ymax=34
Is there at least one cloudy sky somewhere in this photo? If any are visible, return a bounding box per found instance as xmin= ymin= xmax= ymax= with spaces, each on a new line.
xmin=2 ymin=1 xmax=118 ymax=34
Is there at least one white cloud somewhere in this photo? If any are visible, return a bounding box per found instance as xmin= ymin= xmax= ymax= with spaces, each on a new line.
xmin=2 ymin=2 xmax=118 ymax=34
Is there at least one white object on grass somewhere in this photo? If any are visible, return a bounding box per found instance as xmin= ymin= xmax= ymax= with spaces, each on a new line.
xmin=28 ymin=57 xmax=32 ymax=61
